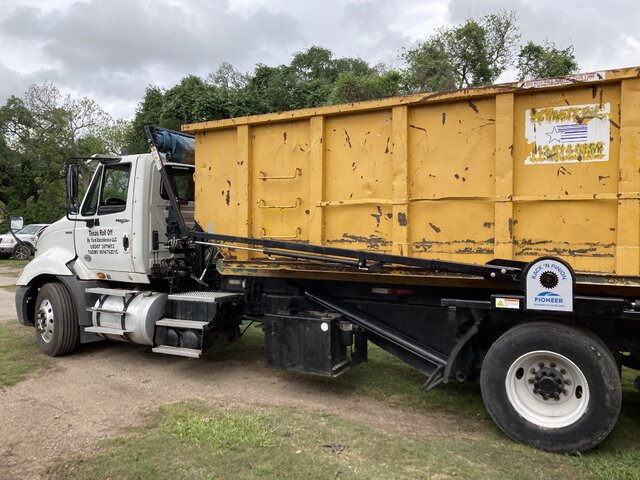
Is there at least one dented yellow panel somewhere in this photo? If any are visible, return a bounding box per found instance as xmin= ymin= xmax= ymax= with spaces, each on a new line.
xmin=250 ymin=121 xmax=311 ymax=240
xmin=408 ymin=99 xmax=496 ymax=200
xmin=185 ymin=67 xmax=640 ymax=279
xmin=193 ymin=129 xmax=238 ymax=235
xmin=513 ymin=200 xmax=617 ymax=273
xmin=409 ymin=201 xmax=495 ymax=263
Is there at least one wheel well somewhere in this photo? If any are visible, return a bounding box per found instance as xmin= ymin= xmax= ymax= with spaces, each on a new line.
xmin=477 ymin=315 xmax=616 ymax=360
xmin=23 ymin=275 xmax=66 ymax=325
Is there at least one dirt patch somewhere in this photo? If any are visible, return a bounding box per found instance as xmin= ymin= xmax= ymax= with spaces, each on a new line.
xmin=0 ymin=268 xmax=22 ymax=321
xmin=0 ymin=333 xmax=481 ymax=480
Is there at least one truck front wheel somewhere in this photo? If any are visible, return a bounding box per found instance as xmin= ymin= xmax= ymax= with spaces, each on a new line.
xmin=480 ymin=321 xmax=621 ymax=453
xmin=35 ymin=283 xmax=79 ymax=356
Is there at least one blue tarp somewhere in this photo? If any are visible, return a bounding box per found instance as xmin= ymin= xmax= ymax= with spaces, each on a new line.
xmin=152 ymin=129 xmax=195 ymax=164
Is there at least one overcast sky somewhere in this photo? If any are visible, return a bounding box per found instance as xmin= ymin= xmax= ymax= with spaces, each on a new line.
xmin=0 ymin=0 xmax=638 ymax=120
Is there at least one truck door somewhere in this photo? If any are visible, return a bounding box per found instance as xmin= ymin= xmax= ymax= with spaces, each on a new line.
xmin=74 ymin=160 xmax=134 ymax=275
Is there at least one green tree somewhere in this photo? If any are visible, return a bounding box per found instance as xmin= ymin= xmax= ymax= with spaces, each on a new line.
xmin=291 ymin=46 xmax=338 ymax=81
xmin=517 ymin=41 xmax=579 ymax=80
xmin=0 ymin=83 xmax=126 ymax=223
xmin=402 ymin=10 xmax=519 ymax=92
xmin=126 ymin=86 xmax=165 ymax=154
xmin=329 ymin=69 xmax=402 ymax=104
xmin=400 ymin=38 xmax=455 ymax=92
xmin=237 ymin=64 xmax=299 ymax=114
xmin=162 ymin=75 xmax=228 ymax=126
xmin=207 ymin=62 xmax=250 ymax=118
xmin=237 ymin=47 xmax=379 ymax=115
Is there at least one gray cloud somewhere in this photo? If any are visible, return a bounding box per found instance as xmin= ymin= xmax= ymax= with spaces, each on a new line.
xmin=0 ymin=62 xmax=25 ymax=100
xmin=1 ymin=0 xmax=303 ymax=71
xmin=0 ymin=0 xmax=637 ymax=119
xmin=0 ymin=0 xmax=304 ymax=117
xmin=446 ymin=0 xmax=640 ymax=72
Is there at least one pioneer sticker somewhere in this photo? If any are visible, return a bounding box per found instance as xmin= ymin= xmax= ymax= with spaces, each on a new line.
xmin=525 ymin=258 xmax=574 ymax=312
xmin=525 ymin=103 xmax=610 ymax=165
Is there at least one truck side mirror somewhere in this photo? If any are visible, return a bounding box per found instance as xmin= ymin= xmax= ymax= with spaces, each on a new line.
xmin=9 ymin=215 xmax=23 ymax=232
xmin=66 ymin=164 xmax=79 ymax=214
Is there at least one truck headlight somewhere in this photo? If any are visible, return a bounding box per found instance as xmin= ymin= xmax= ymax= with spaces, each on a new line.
xmin=1 ymin=238 xmax=15 ymax=244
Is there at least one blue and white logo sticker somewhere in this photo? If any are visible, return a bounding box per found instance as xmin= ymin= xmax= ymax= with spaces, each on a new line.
xmin=524 ymin=103 xmax=610 ymax=165
xmin=526 ymin=259 xmax=573 ymax=312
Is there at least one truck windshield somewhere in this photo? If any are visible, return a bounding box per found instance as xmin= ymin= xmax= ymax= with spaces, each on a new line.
xmin=162 ymin=166 xmax=195 ymax=202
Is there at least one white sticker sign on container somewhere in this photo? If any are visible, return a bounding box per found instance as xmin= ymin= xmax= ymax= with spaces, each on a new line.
xmin=525 ymin=258 xmax=574 ymax=312
xmin=524 ymin=103 xmax=610 ymax=165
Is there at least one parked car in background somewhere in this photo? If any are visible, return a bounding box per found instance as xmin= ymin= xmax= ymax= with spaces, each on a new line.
xmin=0 ymin=223 xmax=49 ymax=259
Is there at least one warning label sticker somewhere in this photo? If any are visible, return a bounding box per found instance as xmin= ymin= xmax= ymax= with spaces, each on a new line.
xmin=495 ymin=297 xmax=521 ymax=310
xmin=525 ymin=103 xmax=610 ymax=165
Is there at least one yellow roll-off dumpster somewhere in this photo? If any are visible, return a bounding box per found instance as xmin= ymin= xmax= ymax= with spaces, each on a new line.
xmin=184 ymin=67 xmax=640 ymax=286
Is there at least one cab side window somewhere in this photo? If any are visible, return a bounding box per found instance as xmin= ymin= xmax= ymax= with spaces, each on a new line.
xmin=80 ymin=163 xmax=131 ymax=216
xmin=98 ymin=164 xmax=131 ymax=214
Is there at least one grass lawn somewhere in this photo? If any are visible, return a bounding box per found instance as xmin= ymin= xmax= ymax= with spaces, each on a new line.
xmin=0 ymin=258 xmax=29 ymax=269
xmin=45 ymin=402 xmax=598 ymax=480
xmin=49 ymin=325 xmax=640 ymax=480
xmin=0 ymin=322 xmax=51 ymax=388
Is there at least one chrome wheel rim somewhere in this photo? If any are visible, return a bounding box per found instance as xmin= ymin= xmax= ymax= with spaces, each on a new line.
xmin=36 ymin=299 xmax=55 ymax=343
xmin=505 ymin=350 xmax=589 ymax=429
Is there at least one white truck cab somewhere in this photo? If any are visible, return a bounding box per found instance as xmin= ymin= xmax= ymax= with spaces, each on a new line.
xmin=18 ymin=154 xmax=194 ymax=285
xmin=15 ymin=147 xmax=197 ymax=355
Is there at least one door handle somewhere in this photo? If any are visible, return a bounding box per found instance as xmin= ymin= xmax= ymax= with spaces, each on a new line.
xmin=122 ymin=235 xmax=129 ymax=250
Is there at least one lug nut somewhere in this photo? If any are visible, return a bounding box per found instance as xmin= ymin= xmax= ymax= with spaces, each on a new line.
xmin=565 ymin=379 xmax=571 ymax=385
xmin=560 ymin=369 xmax=566 ymax=375
xmin=539 ymin=362 xmax=545 ymax=368
xmin=550 ymin=362 xmax=556 ymax=368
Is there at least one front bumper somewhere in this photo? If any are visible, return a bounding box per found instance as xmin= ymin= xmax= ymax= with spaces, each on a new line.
xmin=0 ymin=245 xmax=15 ymax=255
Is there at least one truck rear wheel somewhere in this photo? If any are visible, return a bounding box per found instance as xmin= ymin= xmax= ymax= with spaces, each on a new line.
xmin=480 ymin=321 xmax=621 ymax=453
xmin=35 ymin=283 xmax=79 ymax=356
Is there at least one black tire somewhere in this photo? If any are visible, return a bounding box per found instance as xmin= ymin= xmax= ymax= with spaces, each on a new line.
xmin=35 ymin=283 xmax=79 ymax=356
xmin=12 ymin=244 xmax=32 ymax=260
xmin=480 ymin=321 xmax=621 ymax=454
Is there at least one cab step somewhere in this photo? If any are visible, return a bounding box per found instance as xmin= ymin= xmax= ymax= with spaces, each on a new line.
xmin=85 ymin=287 xmax=141 ymax=297
xmin=155 ymin=318 xmax=209 ymax=330
xmin=167 ymin=291 xmax=241 ymax=303
xmin=152 ymin=345 xmax=201 ymax=358
xmin=85 ymin=326 xmax=132 ymax=336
